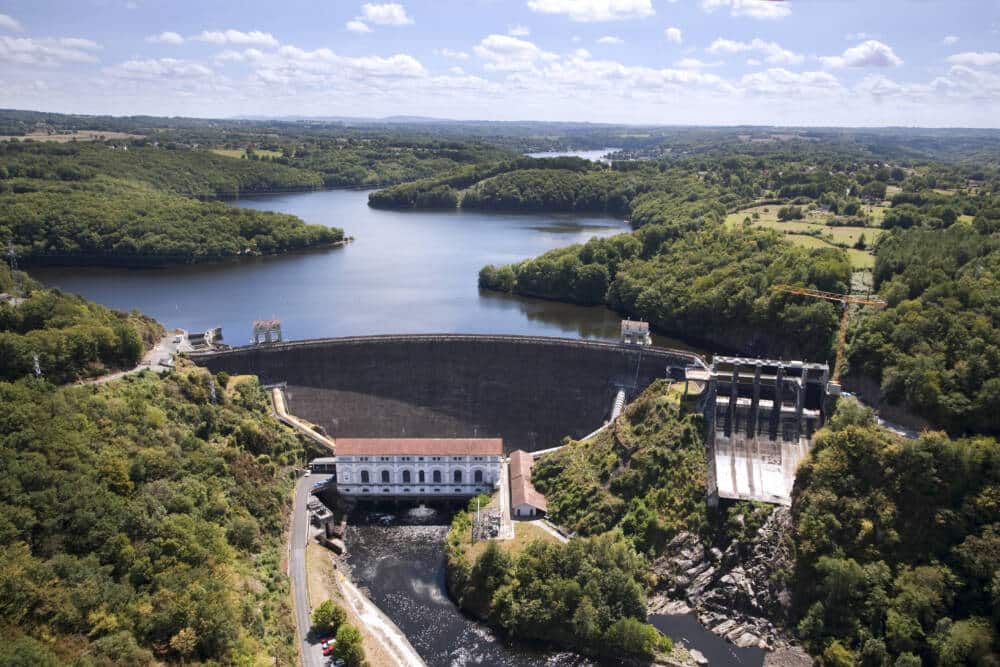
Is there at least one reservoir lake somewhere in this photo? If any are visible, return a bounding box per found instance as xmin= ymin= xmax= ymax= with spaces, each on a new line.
xmin=32 ymin=188 xmax=689 ymax=347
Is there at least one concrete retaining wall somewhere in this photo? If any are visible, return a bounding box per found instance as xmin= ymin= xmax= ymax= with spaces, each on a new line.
xmin=192 ymin=334 xmax=701 ymax=452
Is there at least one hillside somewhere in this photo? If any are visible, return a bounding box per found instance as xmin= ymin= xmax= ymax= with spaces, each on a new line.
xmin=0 ymin=264 xmax=161 ymax=382
xmin=0 ymin=142 xmax=343 ymax=266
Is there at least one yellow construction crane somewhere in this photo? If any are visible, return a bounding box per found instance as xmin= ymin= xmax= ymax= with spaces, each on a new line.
xmin=771 ymin=284 xmax=887 ymax=395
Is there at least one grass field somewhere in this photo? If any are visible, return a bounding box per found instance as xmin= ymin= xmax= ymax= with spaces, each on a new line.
xmin=726 ymin=204 xmax=880 ymax=270
xmin=1 ymin=130 xmax=143 ymax=142
xmin=210 ymin=148 xmax=284 ymax=160
xmin=463 ymin=520 xmax=559 ymax=562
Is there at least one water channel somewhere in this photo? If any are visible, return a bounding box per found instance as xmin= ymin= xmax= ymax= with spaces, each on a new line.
xmin=32 ymin=184 xmax=762 ymax=666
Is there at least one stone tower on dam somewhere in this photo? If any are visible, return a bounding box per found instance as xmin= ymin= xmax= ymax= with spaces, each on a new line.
xmin=192 ymin=334 xmax=700 ymax=452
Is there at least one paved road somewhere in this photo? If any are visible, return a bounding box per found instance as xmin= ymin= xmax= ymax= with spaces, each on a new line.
xmin=81 ymin=333 xmax=181 ymax=385
xmin=272 ymin=388 xmax=337 ymax=452
xmin=290 ymin=473 xmax=332 ymax=667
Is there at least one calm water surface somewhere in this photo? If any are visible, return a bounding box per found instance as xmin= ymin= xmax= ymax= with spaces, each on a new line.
xmin=526 ymin=148 xmax=618 ymax=163
xmin=30 ymin=188 xmax=683 ymax=346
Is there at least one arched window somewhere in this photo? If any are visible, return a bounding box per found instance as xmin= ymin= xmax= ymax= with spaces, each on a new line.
xmin=474 ymin=469 xmax=483 ymax=483
xmin=360 ymin=470 xmax=370 ymax=483
xmin=432 ymin=470 xmax=442 ymax=483
xmin=454 ymin=470 xmax=463 ymax=483
xmin=418 ymin=470 xmax=425 ymax=483
xmin=381 ymin=470 xmax=390 ymax=483
xmin=402 ymin=470 xmax=411 ymax=483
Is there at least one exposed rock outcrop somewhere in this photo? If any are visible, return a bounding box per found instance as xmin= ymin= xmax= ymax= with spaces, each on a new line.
xmin=649 ymin=507 xmax=798 ymax=651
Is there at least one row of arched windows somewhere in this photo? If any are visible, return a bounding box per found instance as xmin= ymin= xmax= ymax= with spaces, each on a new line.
xmin=358 ymin=469 xmax=484 ymax=484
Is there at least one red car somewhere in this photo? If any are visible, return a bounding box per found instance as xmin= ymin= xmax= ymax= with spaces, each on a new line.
xmin=321 ymin=638 xmax=336 ymax=656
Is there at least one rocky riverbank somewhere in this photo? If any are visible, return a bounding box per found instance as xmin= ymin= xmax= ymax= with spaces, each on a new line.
xmin=648 ymin=508 xmax=803 ymax=654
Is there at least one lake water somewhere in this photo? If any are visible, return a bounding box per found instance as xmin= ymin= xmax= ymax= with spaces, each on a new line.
xmin=526 ymin=148 xmax=618 ymax=163
xmin=30 ymin=188 xmax=687 ymax=347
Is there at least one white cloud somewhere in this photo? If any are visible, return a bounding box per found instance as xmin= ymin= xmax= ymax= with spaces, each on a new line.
xmin=236 ymin=45 xmax=428 ymax=84
xmin=597 ymin=35 xmax=623 ymax=45
xmin=0 ymin=13 xmax=23 ymax=31
xmin=435 ymin=48 xmax=469 ymax=60
xmin=106 ymin=57 xmax=214 ymax=80
xmin=946 ymin=51 xmax=1000 ymax=67
xmin=746 ymin=58 xmax=761 ymax=66
xmin=360 ymin=3 xmax=414 ymax=26
xmin=942 ymin=35 xmax=959 ymax=46
xmin=845 ymin=32 xmax=876 ymax=41
xmin=741 ymin=67 xmax=840 ymax=96
xmin=0 ymin=35 xmax=100 ymax=66
xmin=508 ymin=25 xmax=530 ymax=37
xmin=821 ymin=40 xmax=902 ymax=68
xmin=526 ymin=0 xmax=655 ymax=22
xmin=665 ymin=27 xmax=682 ymax=44
xmin=449 ymin=66 xmax=464 ymax=75
xmin=346 ymin=20 xmax=372 ymax=34
xmin=701 ymin=0 xmax=791 ymax=20
xmin=674 ymin=57 xmax=717 ymax=69
xmin=194 ymin=30 xmax=279 ymax=47
xmin=708 ymin=37 xmax=802 ymax=65
xmin=474 ymin=34 xmax=557 ymax=71
xmin=146 ymin=31 xmax=184 ymax=44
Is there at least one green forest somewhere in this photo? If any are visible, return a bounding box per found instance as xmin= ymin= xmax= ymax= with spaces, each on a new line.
xmin=0 ymin=369 xmax=305 ymax=665
xmin=792 ymin=402 xmax=999 ymax=666
xmin=0 ymin=264 xmax=161 ymax=382
xmin=0 ymin=142 xmax=343 ymax=265
xmin=446 ymin=510 xmax=670 ymax=661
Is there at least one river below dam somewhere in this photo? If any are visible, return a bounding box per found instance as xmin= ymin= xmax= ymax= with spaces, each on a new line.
xmin=343 ymin=506 xmax=765 ymax=667
xmin=31 ymin=186 xmax=760 ymax=666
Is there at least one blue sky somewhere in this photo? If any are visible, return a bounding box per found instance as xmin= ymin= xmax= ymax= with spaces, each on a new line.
xmin=1 ymin=0 xmax=999 ymax=126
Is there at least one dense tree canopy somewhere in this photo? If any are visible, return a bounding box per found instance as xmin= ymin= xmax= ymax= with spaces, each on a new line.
xmin=848 ymin=224 xmax=1000 ymax=434
xmin=0 ymin=142 xmax=344 ymax=265
xmin=0 ymin=370 xmax=304 ymax=664
xmin=0 ymin=264 xmax=161 ymax=382
xmin=792 ymin=400 xmax=1000 ymax=665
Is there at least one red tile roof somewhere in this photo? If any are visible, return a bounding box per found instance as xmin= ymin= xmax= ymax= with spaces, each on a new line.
xmin=509 ymin=449 xmax=547 ymax=511
xmin=336 ymin=438 xmax=503 ymax=457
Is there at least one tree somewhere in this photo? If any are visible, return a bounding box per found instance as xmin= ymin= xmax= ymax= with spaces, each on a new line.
xmin=312 ymin=600 xmax=347 ymax=635
xmin=169 ymin=627 xmax=199 ymax=658
xmin=333 ymin=624 xmax=366 ymax=667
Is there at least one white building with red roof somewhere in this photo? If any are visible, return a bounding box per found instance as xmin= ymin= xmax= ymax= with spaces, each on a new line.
xmin=334 ymin=438 xmax=503 ymax=498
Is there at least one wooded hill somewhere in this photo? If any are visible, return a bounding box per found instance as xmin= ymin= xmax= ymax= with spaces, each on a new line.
xmin=0 ymin=264 xmax=161 ymax=382
xmin=0 ymin=142 xmax=343 ymax=265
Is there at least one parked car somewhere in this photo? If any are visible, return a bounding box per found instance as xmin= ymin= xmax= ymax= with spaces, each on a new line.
xmin=322 ymin=639 xmax=337 ymax=656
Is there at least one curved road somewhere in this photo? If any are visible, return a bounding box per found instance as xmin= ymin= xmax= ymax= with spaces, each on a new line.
xmin=290 ymin=473 xmax=331 ymax=667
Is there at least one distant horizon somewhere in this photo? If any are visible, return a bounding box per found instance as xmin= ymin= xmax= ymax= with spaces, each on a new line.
xmin=6 ymin=107 xmax=1000 ymax=133
xmin=1 ymin=1 xmax=998 ymax=127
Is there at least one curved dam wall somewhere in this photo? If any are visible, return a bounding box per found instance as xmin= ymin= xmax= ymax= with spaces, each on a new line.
xmin=192 ymin=334 xmax=701 ymax=452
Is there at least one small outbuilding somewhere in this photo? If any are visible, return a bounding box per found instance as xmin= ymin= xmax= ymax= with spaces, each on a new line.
xmin=509 ymin=449 xmax=547 ymax=518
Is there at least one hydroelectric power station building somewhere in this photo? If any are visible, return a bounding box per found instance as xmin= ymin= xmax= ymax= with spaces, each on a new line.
xmin=333 ymin=438 xmax=503 ymax=498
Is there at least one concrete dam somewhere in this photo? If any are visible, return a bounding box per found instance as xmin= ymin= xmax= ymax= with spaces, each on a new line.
xmin=191 ymin=334 xmax=700 ymax=452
